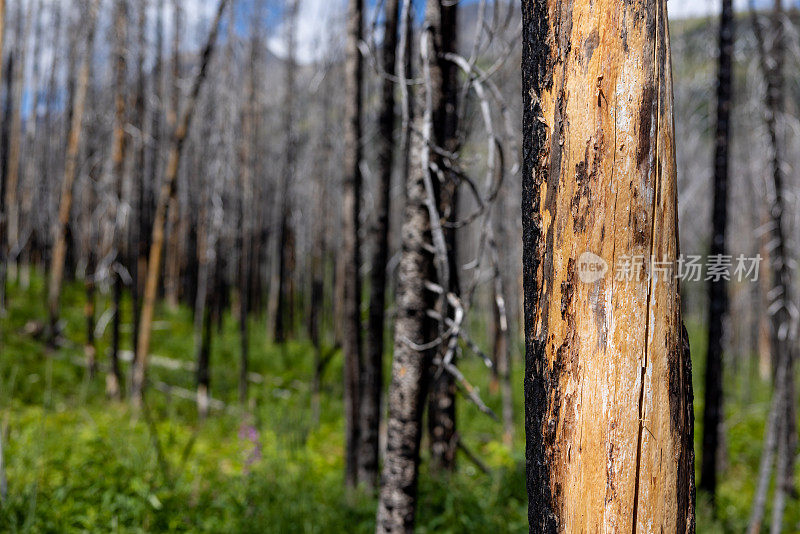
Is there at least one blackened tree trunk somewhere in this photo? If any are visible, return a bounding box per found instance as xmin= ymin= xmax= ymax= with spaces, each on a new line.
xmin=426 ymin=0 xmax=459 ymax=473
xmin=342 ymin=0 xmax=363 ymax=489
xmin=699 ymin=0 xmax=733 ymax=503
xmin=273 ymin=0 xmax=298 ymax=344
xmin=521 ymin=1 xmax=695 ymax=531
xmin=131 ymin=0 xmax=148 ymax=359
xmin=376 ymin=0 xmax=453 ymax=529
xmin=164 ymin=0 xmax=183 ymax=309
xmin=358 ymin=0 xmax=400 ymax=489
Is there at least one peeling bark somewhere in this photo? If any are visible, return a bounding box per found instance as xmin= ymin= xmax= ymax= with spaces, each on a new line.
xmin=522 ymin=1 xmax=695 ymax=531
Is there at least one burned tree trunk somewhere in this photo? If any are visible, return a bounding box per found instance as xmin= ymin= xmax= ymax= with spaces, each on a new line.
xmin=521 ymin=1 xmax=695 ymax=532
xmin=131 ymin=0 xmax=229 ymax=407
xmin=699 ymin=0 xmax=733 ymax=503
xmin=130 ymin=0 xmax=148 ymax=359
xmin=376 ymin=0 xmax=454 ymax=529
xmin=426 ymin=0 xmax=459 ymax=473
xmin=358 ymin=0 xmax=400 ymax=489
xmin=273 ymin=0 xmax=298 ymax=344
xmin=108 ymin=0 xmax=129 ymax=400
xmin=47 ymin=0 xmax=101 ymax=341
xmin=342 ymin=0 xmax=363 ymax=489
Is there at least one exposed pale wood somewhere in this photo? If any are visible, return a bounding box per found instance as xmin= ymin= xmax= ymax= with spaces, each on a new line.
xmin=131 ymin=0 xmax=230 ymax=407
xmin=47 ymin=0 xmax=102 ymax=340
xmin=522 ymin=0 xmax=695 ymax=531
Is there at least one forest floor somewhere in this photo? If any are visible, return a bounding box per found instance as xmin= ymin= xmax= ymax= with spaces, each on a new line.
xmin=0 ymin=272 xmax=796 ymax=532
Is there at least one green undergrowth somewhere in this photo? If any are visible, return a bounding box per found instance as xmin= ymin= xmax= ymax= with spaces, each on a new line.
xmin=0 ymin=272 xmax=795 ymax=532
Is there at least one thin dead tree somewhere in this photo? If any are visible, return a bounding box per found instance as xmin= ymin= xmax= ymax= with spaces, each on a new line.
xmin=47 ymin=0 xmax=102 ymax=343
xmin=0 ymin=0 xmax=4 ymax=94
xmin=4 ymin=0 xmax=33 ymax=280
xmin=18 ymin=0 xmax=43 ymax=287
xmin=272 ymin=0 xmax=299 ymax=344
xmin=238 ymin=7 xmax=260 ymax=406
xmin=700 ymin=0 xmax=734 ymax=504
xmin=164 ymin=0 xmax=183 ymax=309
xmin=359 ymin=0 xmax=400 ymax=489
xmin=131 ymin=0 xmax=230 ymax=407
xmin=342 ymin=0 xmax=363 ymax=489
xmin=747 ymin=1 xmax=797 ymax=532
xmin=130 ymin=0 xmax=148 ymax=359
xmin=376 ymin=0 xmax=455 ymax=527
xmin=107 ymin=0 xmax=129 ymax=400
xmin=521 ymin=0 xmax=695 ymax=531
xmin=426 ymin=0 xmax=459 ymax=473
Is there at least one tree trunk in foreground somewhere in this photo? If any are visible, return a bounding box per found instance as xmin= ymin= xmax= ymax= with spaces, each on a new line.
xmin=342 ymin=0 xmax=364 ymax=489
xmin=358 ymin=0 xmax=400 ymax=489
xmin=700 ymin=0 xmax=733 ymax=503
xmin=521 ymin=1 xmax=695 ymax=532
xmin=131 ymin=0 xmax=229 ymax=407
xmin=47 ymin=0 xmax=101 ymax=342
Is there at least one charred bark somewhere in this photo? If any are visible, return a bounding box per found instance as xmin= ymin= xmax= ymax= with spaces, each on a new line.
xmin=342 ymin=0 xmax=364 ymax=489
xmin=521 ymin=1 xmax=695 ymax=531
xmin=699 ymin=0 xmax=733 ymax=503
xmin=358 ymin=0 xmax=400 ymax=489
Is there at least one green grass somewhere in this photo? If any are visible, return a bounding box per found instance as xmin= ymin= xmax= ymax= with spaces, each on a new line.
xmin=0 ymin=270 xmax=796 ymax=532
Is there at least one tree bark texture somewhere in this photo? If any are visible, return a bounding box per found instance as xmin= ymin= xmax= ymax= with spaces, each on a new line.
xmin=376 ymin=0 xmax=455 ymax=529
xmin=521 ymin=1 xmax=695 ymax=532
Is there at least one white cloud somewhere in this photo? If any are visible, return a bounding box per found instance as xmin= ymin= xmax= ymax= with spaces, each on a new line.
xmin=267 ymin=0 xmax=348 ymax=65
xmin=667 ymin=0 xmax=762 ymax=19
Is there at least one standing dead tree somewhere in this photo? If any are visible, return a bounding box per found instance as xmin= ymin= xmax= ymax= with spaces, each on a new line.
xmin=359 ymin=0 xmax=400 ymax=490
xmin=131 ymin=0 xmax=230 ymax=407
xmin=107 ymin=0 xmax=129 ymax=400
xmin=521 ymin=0 xmax=695 ymax=531
xmin=700 ymin=0 xmax=734 ymax=504
xmin=0 ymin=1 xmax=4 ymax=96
xmin=270 ymin=0 xmax=299 ymax=344
xmin=342 ymin=0 xmax=364 ymax=490
xmin=4 ymin=0 xmax=32 ymax=280
xmin=747 ymin=1 xmax=797 ymax=532
xmin=47 ymin=0 xmax=102 ymax=344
